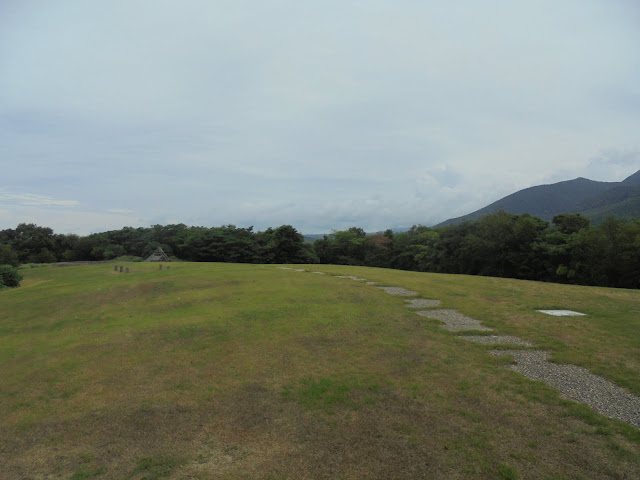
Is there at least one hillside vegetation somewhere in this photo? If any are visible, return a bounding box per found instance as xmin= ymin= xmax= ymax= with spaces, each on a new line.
xmin=1 ymin=263 xmax=639 ymax=479
xmin=3 ymin=211 xmax=640 ymax=290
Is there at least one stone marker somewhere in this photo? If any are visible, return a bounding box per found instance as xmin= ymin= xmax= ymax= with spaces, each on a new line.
xmin=159 ymin=264 xmax=163 ymax=270
xmin=119 ymin=266 xmax=123 ymax=273
xmin=167 ymin=266 xmax=170 ymax=270
xmin=114 ymin=265 xmax=118 ymax=271
xmin=126 ymin=267 xmax=130 ymax=273
xmin=536 ymin=310 xmax=586 ymax=317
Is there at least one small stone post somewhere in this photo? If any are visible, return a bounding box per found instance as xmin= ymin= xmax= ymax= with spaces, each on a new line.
xmin=159 ymin=264 xmax=163 ymax=270
xmin=119 ymin=266 xmax=123 ymax=273
xmin=114 ymin=265 xmax=118 ymax=271
xmin=126 ymin=267 xmax=130 ymax=273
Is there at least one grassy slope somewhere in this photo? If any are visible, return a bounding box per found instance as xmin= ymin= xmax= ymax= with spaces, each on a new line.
xmin=1 ymin=263 xmax=639 ymax=479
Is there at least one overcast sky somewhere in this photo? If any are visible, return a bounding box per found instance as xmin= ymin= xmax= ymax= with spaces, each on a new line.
xmin=1 ymin=1 xmax=639 ymax=235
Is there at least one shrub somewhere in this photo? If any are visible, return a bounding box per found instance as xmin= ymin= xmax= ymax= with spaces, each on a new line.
xmin=0 ymin=264 xmax=23 ymax=288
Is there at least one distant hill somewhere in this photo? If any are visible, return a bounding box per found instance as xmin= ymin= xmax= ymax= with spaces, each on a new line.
xmin=303 ymin=234 xmax=327 ymax=243
xmin=303 ymin=228 xmax=409 ymax=243
xmin=437 ymin=170 xmax=640 ymax=226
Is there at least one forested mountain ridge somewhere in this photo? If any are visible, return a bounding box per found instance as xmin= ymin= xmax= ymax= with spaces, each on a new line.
xmin=437 ymin=170 xmax=640 ymax=226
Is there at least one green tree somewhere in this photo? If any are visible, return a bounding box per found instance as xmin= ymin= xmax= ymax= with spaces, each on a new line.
xmin=323 ymin=227 xmax=368 ymax=265
xmin=270 ymin=225 xmax=317 ymax=264
xmin=552 ymin=213 xmax=590 ymax=235
xmin=10 ymin=223 xmax=55 ymax=263
xmin=34 ymin=248 xmax=57 ymax=263
xmin=0 ymin=264 xmax=23 ymax=288
xmin=364 ymin=230 xmax=394 ymax=268
xmin=0 ymin=244 xmax=19 ymax=267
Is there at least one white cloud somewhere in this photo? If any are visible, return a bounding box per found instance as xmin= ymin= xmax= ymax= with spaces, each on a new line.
xmin=107 ymin=208 xmax=135 ymax=214
xmin=0 ymin=204 xmax=147 ymax=235
xmin=0 ymin=192 xmax=78 ymax=207
xmin=1 ymin=1 xmax=638 ymax=234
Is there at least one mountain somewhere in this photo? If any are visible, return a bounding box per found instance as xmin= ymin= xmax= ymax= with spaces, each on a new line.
xmin=621 ymin=169 xmax=640 ymax=185
xmin=437 ymin=170 xmax=640 ymax=226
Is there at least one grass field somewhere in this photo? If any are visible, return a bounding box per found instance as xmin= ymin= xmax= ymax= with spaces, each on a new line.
xmin=1 ymin=262 xmax=639 ymax=479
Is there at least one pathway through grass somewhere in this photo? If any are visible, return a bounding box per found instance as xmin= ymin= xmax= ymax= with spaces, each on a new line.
xmin=296 ymin=266 xmax=640 ymax=429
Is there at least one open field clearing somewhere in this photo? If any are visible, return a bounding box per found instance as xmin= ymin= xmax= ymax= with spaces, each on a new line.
xmin=1 ymin=262 xmax=639 ymax=479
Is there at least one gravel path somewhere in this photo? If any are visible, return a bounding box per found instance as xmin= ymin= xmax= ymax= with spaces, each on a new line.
xmin=415 ymin=309 xmax=492 ymax=331
xmin=405 ymin=298 xmax=441 ymax=308
xmin=336 ymin=275 xmax=367 ymax=281
xmin=491 ymin=350 xmax=640 ymax=428
xmin=377 ymin=286 xmax=419 ymax=296
xmin=460 ymin=335 xmax=533 ymax=346
xmin=275 ymin=267 xmax=640 ymax=429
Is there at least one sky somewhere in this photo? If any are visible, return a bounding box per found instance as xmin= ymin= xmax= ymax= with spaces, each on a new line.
xmin=1 ymin=0 xmax=639 ymax=235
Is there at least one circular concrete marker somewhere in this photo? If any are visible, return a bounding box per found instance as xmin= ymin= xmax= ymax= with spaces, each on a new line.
xmin=537 ymin=310 xmax=586 ymax=317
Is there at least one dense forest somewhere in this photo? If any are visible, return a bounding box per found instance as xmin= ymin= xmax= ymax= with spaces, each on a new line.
xmin=1 ymin=211 xmax=639 ymax=289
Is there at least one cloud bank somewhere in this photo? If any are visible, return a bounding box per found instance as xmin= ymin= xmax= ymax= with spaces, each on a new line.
xmin=1 ymin=0 xmax=639 ymax=234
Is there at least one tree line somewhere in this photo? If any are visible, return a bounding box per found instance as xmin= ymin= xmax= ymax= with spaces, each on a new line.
xmin=1 ymin=212 xmax=639 ymax=289
xmin=0 ymin=223 xmax=317 ymax=267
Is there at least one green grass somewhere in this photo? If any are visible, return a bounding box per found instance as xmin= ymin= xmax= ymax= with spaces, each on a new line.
xmin=129 ymin=455 xmax=184 ymax=480
xmin=1 ymin=262 xmax=639 ymax=479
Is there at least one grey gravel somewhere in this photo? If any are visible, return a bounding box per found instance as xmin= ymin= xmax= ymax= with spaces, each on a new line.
xmin=277 ymin=267 xmax=294 ymax=270
xmin=491 ymin=350 xmax=640 ymax=428
xmin=415 ymin=309 xmax=492 ymax=331
xmin=405 ymin=298 xmax=441 ymax=308
xmin=336 ymin=275 xmax=367 ymax=281
xmin=460 ymin=335 xmax=533 ymax=346
xmin=366 ymin=281 xmax=378 ymax=285
xmin=311 ymin=271 xmax=326 ymax=275
xmin=377 ymin=286 xmax=419 ymax=296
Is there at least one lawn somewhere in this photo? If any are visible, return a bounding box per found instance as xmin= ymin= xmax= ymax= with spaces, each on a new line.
xmin=1 ymin=262 xmax=639 ymax=479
